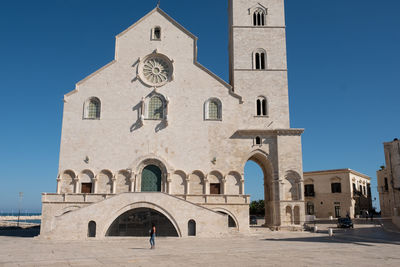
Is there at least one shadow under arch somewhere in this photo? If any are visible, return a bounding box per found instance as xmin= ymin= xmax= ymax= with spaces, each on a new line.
xmin=212 ymin=207 xmax=239 ymax=229
xmin=102 ymin=201 xmax=181 ymax=237
xmin=243 ymin=149 xmax=276 ymax=227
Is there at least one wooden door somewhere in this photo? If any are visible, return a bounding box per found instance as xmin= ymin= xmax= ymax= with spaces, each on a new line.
xmin=81 ymin=183 xmax=92 ymax=193
xmin=210 ymin=183 xmax=221 ymax=195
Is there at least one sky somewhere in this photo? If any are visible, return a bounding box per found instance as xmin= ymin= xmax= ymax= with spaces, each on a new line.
xmin=0 ymin=0 xmax=399 ymax=213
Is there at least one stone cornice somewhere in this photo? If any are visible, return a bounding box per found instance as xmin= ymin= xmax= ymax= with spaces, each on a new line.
xmin=304 ymin=168 xmax=371 ymax=180
xmin=234 ymin=129 xmax=304 ymax=137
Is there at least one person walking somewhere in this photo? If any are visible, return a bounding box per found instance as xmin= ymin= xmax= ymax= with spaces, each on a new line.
xmin=149 ymin=224 xmax=156 ymax=249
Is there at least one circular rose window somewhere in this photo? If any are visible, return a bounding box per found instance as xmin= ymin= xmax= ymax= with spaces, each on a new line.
xmin=138 ymin=53 xmax=173 ymax=87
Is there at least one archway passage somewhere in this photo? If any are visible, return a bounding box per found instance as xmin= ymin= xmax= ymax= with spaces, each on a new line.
xmin=141 ymin=165 xmax=162 ymax=192
xmin=217 ymin=211 xmax=237 ymax=228
xmin=106 ymin=208 xmax=179 ymax=237
xmin=245 ymin=152 xmax=274 ymax=226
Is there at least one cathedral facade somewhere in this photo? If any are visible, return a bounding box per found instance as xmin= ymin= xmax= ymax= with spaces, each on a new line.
xmin=41 ymin=0 xmax=305 ymax=239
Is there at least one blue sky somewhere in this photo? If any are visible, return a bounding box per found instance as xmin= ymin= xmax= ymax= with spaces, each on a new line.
xmin=0 ymin=0 xmax=399 ymax=212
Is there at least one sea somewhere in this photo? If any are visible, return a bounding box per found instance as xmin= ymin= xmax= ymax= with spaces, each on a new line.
xmin=0 ymin=213 xmax=42 ymax=224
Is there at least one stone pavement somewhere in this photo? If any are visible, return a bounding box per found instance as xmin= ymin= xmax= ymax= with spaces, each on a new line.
xmin=0 ymin=224 xmax=399 ymax=267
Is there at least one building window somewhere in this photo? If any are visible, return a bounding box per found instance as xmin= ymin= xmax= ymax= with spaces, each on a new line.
xmin=255 ymin=136 xmax=261 ymax=145
xmin=367 ymin=184 xmax=371 ymax=197
xmin=253 ymin=8 xmax=265 ymax=26
xmin=83 ymin=97 xmax=101 ymax=119
xmin=256 ymin=96 xmax=267 ymax=116
xmin=384 ymin=178 xmax=388 ymax=191
xmin=253 ymin=50 xmax=266 ymax=70
xmin=152 ymin=26 xmax=161 ymax=40
xmin=304 ymin=184 xmax=315 ymax=197
xmin=306 ymin=202 xmax=314 ymax=215
xmin=204 ymin=98 xmax=222 ymax=120
xmin=148 ymin=96 xmax=164 ymax=120
xmin=331 ymin=183 xmax=342 ymax=193
xmin=210 ymin=183 xmax=221 ymax=194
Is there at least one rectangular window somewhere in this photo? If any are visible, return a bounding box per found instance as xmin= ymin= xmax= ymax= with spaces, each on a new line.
xmin=81 ymin=183 xmax=92 ymax=194
xmin=331 ymin=183 xmax=342 ymax=193
xmin=210 ymin=183 xmax=221 ymax=195
xmin=304 ymin=184 xmax=315 ymax=197
xmin=384 ymin=178 xmax=389 ymax=191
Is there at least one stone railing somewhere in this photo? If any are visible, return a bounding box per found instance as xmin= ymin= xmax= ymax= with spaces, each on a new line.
xmin=42 ymin=193 xmax=250 ymax=205
xmin=42 ymin=193 xmax=114 ymax=203
xmin=174 ymin=194 xmax=250 ymax=205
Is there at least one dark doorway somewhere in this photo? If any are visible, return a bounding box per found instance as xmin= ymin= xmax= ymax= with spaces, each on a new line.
xmin=188 ymin=220 xmax=196 ymax=236
xmin=141 ymin=165 xmax=162 ymax=192
xmin=217 ymin=211 xmax=237 ymax=228
xmin=210 ymin=183 xmax=221 ymax=194
xmin=81 ymin=183 xmax=92 ymax=193
xmin=106 ymin=208 xmax=178 ymax=237
xmin=88 ymin=221 xmax=96 ymax=237
xmin=335 ymin=206 xmax=341 ymax=218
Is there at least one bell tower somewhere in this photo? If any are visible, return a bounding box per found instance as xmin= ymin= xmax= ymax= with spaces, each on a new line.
xmin=228 ymin=0 xmax=290 ymax=129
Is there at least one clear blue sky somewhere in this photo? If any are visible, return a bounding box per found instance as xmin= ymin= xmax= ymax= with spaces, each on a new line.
xmin=1 ymin=0 xmax=399 ymax=213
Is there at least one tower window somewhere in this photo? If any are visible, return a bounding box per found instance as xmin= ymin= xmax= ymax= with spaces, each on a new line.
xmin=152 ymin=26 xmax=161 ymax=40
xmin=253 ymin=9 xmax=265 ymax=26
xmin=253 ymin=50 xmax=266 ymax=70
xmin=83 ymin=97 xmax=101 ymax=120
xmin=256 ymin=96 xmax=267 ymax=116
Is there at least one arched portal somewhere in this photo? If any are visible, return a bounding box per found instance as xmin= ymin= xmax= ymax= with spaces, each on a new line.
xmin=141 ymin=165 xmax=162 ymax=192
xmin=244 ymin=151 xmax=275 ymax=227
xmin=106 ymin=208 xmax=179 ymax=237
xmin=217 ymin=211 xmax=237 ymax=228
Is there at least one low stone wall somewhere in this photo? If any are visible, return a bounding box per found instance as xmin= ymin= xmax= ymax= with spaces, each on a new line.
xmin=392 ymin=216 xmax=400 ymax=229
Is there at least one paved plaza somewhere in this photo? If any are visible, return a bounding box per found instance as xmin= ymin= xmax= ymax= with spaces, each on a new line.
xmin=0 ymin=221 xmax=399 ymax=267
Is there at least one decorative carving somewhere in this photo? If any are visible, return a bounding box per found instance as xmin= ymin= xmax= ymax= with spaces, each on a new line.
xmin=138 ymin=53 xmax=173 ymax=87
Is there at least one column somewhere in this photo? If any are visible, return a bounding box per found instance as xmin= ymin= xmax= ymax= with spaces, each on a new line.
xmin=185 ymin=175 xmax=190 ymax=195
xmin=74 ymin=178 xmax=79 ymax=194
xmin=240 ymin=173 xmax=245 ymax=195
xmin=130 ymin=174 xmax=135 ymax=192
xmin=166 ymin=173 xmax=172 ymax=194
xmin=112 ymin=175 xmax=117 ymax=194
xmin=221 ymin=178 xmax=227 ymax=195
xmin=56 ymin=177 xmax=61 ymax=194
xmin=93 ymin=175 xmax=99 ymax=193
xmin=204 ymin=178 xmax=210 ymax=195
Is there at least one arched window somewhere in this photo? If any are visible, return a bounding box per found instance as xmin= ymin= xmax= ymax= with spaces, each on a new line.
xmin=83 ymin=97 xmax=101 ymax=119
xmin=148 ymin=96 xmax=164 ymax=120
xmin=253 ymin=50 xmax=266 ymax=70
xmin=204 ymin=98 xmax=222 ymax=120
xmin=255 ymin=136 xmax=261 ymax=145
xmin=253 ymin=8 xmax=265 ymax=26
xmin=188 ymin=220 xmax=196 ymax=236
xmin=88 ymin=221 xmax=96 ymax=237
xmin=256 ymin=96 xmax=267 ymax=116
xmin=152 ymin=26 xmax=161 ymax=40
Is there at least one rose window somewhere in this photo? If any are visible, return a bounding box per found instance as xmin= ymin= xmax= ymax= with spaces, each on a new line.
xmin=138 ymin=54 xmax=173 ymax=87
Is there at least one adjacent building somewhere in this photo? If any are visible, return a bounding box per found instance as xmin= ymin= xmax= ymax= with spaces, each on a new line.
xmin=377 ymin=138 xmax=400 ymax=227
xmin=304 ymin=169 xmax=372 ymax=219
xmin=40 ymin=0 xmax=306 ymax=240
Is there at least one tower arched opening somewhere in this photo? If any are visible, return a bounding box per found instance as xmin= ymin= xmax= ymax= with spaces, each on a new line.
xmin=244 ymin=152 xmax=275 ymax=227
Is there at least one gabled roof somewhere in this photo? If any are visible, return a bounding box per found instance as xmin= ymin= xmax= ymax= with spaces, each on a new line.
xmin=65 ymin=7 xmax=242 ymax=103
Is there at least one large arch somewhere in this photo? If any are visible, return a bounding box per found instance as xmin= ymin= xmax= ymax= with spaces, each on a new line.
xmin=243 ymin=150 xmax=276 ymax=227
xmin=103 ymin=202 xmax=181 ymax=237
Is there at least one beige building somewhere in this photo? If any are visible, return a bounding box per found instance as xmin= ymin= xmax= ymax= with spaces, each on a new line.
xmin=377 ymin=138 xmax=400 ymax=227
xmin=40 ymin=0 xmax=306 ymax=240
xmin=304 ymin=169 xmax=372 ymax=219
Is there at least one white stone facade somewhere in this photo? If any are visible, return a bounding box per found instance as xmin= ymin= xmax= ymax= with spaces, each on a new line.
xmin=41 ymin=0 xmax=305 ymax=239
xmin=304 ymin=169 xmax=372 ymax=219
xmin=377 ymin=139 xmax=400 ymax=228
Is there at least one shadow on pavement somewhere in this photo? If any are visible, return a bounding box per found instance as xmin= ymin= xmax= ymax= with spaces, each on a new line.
xmin=0 ymin=226 xmax=40 ymax=238
xmin=262 ymin=226 xmax=400 ymax=246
